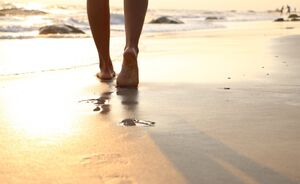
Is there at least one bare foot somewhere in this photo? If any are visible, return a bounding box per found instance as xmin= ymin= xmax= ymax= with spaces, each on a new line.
xmin=96 ymin=60 xmax=116 ymax=81
xmin=117 ymin=48 xmax=139 ymax=88
xmin=96 ymin=70 xmax=116 ymax=81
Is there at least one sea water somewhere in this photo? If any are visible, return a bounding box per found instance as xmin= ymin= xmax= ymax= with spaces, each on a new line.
xmin=0 ymin=2 xmax=283 ymax=39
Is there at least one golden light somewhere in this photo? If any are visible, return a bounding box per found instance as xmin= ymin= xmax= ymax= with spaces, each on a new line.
xmin=23 ymin=3 xmax=45 ymax=10
xmin=0 ymin=37 xmax=96 ymax=142
xmin=3 ymin=78 xmax=79 ymax=140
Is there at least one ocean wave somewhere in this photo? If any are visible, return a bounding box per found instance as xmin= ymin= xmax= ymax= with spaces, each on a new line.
xmin=111 ymin=13 xmax=124 ymax=24
xmin=143 ymin=22 xmax=225 ymax=32
xmin=0 ymin=25 xmax=38 ymax=32
xmin=0 ymin=2 xmax=17 ymax=9
xmin=54 ymin=14 xmax=123 ymax=28
xmin=0 ymin=35 xmax=35 ymax=39
xmin=0 ymin=4 xmax=282 ymax=40
xmin=0 ymin=62 xmax=98 ymax=77
xmin=66 ymin=17 xmax=88 ymax=26
xmin=0 ymin=33 xmax=91 ymax=39
xmin=0 ymin=8 xmax=47 ymax=16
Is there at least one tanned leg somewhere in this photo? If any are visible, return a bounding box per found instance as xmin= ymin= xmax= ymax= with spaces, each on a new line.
xmin=87 ymin=0 xmax=115 ymax=80
xmin=116 ymin=0 xmax=148 ymax=87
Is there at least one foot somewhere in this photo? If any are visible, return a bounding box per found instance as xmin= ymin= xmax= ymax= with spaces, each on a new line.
xmin=96 ymin=60 xmax=116 ymax=81
xmin=117 ymin=48 xmax=139 ymax=88
xmin=96 ymin=70 xmax=116 ymax=81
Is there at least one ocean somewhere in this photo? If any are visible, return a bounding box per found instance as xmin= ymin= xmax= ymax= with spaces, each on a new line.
xmin=0 ymin=2 xmax=284 ymax=39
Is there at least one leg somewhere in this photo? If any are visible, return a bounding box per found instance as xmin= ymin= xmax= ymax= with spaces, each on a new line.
xmin=87 ymin=0 xmax=115 ymax=80
xmin=116 ymin=0 xmax=148 ymax=87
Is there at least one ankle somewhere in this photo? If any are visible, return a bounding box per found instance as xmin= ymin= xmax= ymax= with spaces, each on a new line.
xmin=99 ymin=57 xmax=113 ymax=70
xmin=124 ymin=46 xmax=139 ymax=55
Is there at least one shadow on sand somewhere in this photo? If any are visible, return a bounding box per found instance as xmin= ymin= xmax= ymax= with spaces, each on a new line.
xmin=150 ymin=119 xmax=298 ymax=184
xmin=84 ymin=82 xmax=297 ymax=183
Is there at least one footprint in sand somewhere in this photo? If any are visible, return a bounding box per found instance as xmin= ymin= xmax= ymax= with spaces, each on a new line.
xmin=81 ymin=154 xmax=135 ymax=183
xmin=79 ymin=91 xmax=156 ymax=127
xmin=79 ymin=91 xmax=114 ymax=113
xmin=98 ymin=175 xmax=135 ymax=184
xmin=81 ymin=153 xmax=128 ymax=166
xmin=119 ymin=119 xmax=155 ymax=127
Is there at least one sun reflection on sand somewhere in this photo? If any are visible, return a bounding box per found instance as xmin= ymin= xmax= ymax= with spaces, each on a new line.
xmin=2 ymin=76 xmax=81 ymax=141
xmin=140 ymin=32 xmax=275 ymax=84
xmin=8 ymin=104 xmax=75 ymax=138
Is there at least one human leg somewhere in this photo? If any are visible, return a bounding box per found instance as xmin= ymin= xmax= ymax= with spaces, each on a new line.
xmin=87 ymin=0 xmax=115 ymax=80
xmin=117 ymin=0 xmax=148 ymax=87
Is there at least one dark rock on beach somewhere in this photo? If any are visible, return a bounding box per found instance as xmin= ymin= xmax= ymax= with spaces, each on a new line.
xmin=39 ymin=24 xmax=85 ymax=35
xmin=0 ymin=12 xmax=5 ymax=16
xmin=149 ymin=16 xmax=184 ymax=24
xmin=274 ymin=18 xmax=285 ymax=22
xmin=205 ymin=16 xmax=225 ymax=21
xmin=0 ymin=8 xmax=47 ymax=16
xmin=288 ymin=14 xmax=299 ymax=19
xmin=291 ymin=18 xmax=300 ymax=22
xmin=274 ymin=15 xmax=300 ymax=22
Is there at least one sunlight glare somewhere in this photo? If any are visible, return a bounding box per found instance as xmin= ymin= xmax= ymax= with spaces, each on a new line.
xmin=4 ymin=78 xmax=80 ymax=141
xmin=23 ymin=3 xmax=44 ymax=10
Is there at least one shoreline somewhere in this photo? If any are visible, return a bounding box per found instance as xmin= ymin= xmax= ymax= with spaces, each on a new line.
xmin=1 ymin=20 xmax=300 ymax=79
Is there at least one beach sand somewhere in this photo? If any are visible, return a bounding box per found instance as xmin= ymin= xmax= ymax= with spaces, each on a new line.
xmin=0 ymin=20 xmax=300 ymax=183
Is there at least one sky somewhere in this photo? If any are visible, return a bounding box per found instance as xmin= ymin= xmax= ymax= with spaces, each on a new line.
xmin=2 ymin=0 xmax=300 ymax=10
xmin=139 ymin=0 xmax=300 ymax=10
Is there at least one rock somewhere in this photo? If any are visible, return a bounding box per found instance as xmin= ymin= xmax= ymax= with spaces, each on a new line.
xmin=149 ymin=16 xmax=184 ymax=24
xmin=205 ymin=16 xmax=225 ymax=21
xmin=0 ymin=8 xmax=47 ymax=16
xmin=0 ymin=12 xmax=4 ymax=16
xmin=274 ymin=18 xmax=285 ymax=22
xmin=291 ymin=18 xmax=300 ymax=22
xmin=39 ymin=24 xmax=85 ymax=35
xmin=288 ymin=14 xmax=299 ymax=19
xmin=206 ymin=16 xmax=218 ymax=20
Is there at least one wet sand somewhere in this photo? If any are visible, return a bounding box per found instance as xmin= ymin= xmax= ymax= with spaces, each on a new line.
xmin=1 ymin=21 xmax=300 ymax=183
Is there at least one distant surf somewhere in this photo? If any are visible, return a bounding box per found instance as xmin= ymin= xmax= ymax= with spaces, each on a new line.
xmin=0 ymin=2 xmax=283 ymax=39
